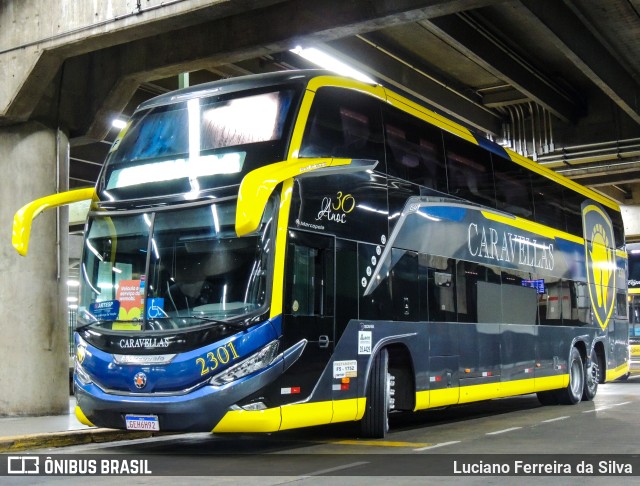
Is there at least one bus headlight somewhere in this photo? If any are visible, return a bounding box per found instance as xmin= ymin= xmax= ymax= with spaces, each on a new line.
xmin=209 ymin=340 xmax=279 ymax=386
xmin=74 ymin=337 xmax=92 ymax=385
xmin=75 ymin=361 xmax=93 ymax=385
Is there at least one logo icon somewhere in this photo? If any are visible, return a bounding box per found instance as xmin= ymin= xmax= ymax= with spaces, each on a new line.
xmin=7 ymin=456 xmax=39 ymax=474
xmin=582 ymin=202 xmax=616 ymax=330
xmin=133 ymin=372 xmax=147 ymax=389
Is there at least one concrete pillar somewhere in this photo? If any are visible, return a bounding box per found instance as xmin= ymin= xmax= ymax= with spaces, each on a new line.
xmin=0 ymin=121 xmax=69 ymax=415
xmin=622 ymin=206 xmax=640 ymax=242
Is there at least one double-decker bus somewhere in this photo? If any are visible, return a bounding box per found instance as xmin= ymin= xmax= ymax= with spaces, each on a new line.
xmin=13 ymin=70 xmax=629 ymax=438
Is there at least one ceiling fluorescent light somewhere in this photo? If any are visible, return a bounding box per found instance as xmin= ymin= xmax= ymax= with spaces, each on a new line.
xmin=290 ymin=46 xmax=376 ymax=84
xmin=112 ymin=118 xmax=127 ymax=129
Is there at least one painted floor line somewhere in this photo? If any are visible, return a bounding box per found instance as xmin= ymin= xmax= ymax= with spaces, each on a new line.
xmin=303 ymin=461 xmax=370 ymax=476
xmin=582 ymin=401 xmax=632 ymax=413
xmin=486 ymin=427 xmax=522 ymax=435
xmin=541 ymin=416 xmax=570 ymax=423
xmin=334 ymin=439 xmax=430 ymax=447
xmin=414 ymin=440 xmax=461 ymax=451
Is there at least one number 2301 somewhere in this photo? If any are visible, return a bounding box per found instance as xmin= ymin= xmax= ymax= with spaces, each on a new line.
xmin=196 ymin=342 xmax=240 ymax=376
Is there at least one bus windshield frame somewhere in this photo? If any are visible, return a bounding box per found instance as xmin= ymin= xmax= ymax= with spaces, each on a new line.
xmin=98 ymin=85 xmax=301 ymax=202
xmin=77 ymin=198 xmax=276 ymax=332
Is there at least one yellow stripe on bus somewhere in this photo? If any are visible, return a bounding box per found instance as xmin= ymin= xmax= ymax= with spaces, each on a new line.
xmin=384 ymin=92 xmax=477 ymax=143
xmin=606 ymin=361 xmax=630 ymax=382
xmin=480 ymin=210 xmax=584 ymax=245
xmin=212 ymin=407 xmax=282 ymax=433
xmin=74 ymin=406 xmax=95 ymax=427
xmin=505 ymin=150 xmax=619 ymax=212
xmin=415 ymin=375 xmax=568 ymax=410
xmin=212 ymin=398 xmax=364 ymax=433
xmin=269 ymin=179 xmax=293 ymax=319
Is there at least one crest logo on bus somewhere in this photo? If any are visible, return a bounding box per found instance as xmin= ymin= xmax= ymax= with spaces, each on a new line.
xmin=582 ymin=202 xmax=615 ymax=330
xmin=134 ymin=372 xmax=147 ymax=389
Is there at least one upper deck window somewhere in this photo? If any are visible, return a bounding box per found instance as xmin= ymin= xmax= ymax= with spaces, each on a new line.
xmin=100 ymin=88 xmax=297 ymax=198
xmin=299 ymin=87 xmax=384 ymax=162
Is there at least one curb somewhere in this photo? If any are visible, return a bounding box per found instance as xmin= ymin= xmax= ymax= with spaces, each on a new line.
xmin=0 ymin=428 xmax=174 ymax=452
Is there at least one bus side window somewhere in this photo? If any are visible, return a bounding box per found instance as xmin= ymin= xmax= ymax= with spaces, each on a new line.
xmin=285 ymin=234 xmax=334 ymax=317
xmin=442 ymin=132 xmax=496 ymax=208
xmin=299 ymin=87 xmax=383 ymax=162
xmin=382 ymin=106 xmax=447 ymax=192
xmin=561 ymin=189 xmax=583 ymax=237
xmin=491 ymin=155 xmax=534 ymax=219
xmin=390 ymin=248 xmax=419 ymax=322
xmin=422 ymin=255 xmax=456 ymax=322
xmin=530 ymin=172 xmax=567 ymax=232
xmin=501 ymin=269 xmax=538 ymax=325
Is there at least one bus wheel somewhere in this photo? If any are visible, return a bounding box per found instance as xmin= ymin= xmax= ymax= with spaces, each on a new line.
xmin=582 ymin=348 xmax=599 ymax=401
xmin=536 ymin=390 xmax=558 ymax=405
xmin=558 ymin=347 xmax=584 ymax=405
xmin=361 ymin=348 xmax=392 ymax=438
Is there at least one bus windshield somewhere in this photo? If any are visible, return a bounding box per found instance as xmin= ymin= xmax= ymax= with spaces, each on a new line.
xmin=100 ymin=87 xmax=297 ymax=199
xmin=77 ymin=199 xmax=274 ymax=331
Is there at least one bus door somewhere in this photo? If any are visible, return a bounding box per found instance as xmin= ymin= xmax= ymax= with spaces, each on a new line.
xmin=280 ymin=230 xmax=335 ymax=409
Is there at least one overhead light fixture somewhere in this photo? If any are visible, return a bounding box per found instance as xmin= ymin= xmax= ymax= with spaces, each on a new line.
xmin=112 ymin=118 xmax=127 ymax=129
xmin=290 ymin=46 xmax=376 ymax=84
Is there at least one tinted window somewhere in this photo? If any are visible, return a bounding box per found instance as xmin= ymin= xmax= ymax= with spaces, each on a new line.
xmin=443 ymin=133 xmax=496 ymax=208
xmin=390 ymin=249 xmax=419 ymax=321
xmin=491 ymin=155 xmax=534 ymax=219
xmin=423 ymin=255 xmax=456 ymax=322
xmin=562 ymin=189 xmax=584 ymax=236
xmin=300 ymin=87 xmax=384 ymax=163
xmin=531 ymin=172 xmax=567 ymax=231
xmin=383 ymin=107 xmax=447 ymax=192
xmin=501 ymin=269 xmax=538 ymax=325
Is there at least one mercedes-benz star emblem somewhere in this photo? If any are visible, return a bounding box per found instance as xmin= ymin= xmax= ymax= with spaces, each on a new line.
xmin=133 ymin=372 xmax=147 ymax=389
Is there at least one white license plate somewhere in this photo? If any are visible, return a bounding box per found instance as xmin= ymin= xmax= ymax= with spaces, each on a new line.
xmin=125 ymin=414 xmax=160 ymax=431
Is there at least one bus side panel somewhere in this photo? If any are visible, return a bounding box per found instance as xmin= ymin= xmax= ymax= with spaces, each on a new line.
xmin=458 ymin=322 xmax=501 ymax=403
xmin=499 ymin=323 xmax=537 ymax=390
xmin=535 ymin=324 xmax=580 ymax=389
xmin=607 ymin=318 xmax=630 ymax=381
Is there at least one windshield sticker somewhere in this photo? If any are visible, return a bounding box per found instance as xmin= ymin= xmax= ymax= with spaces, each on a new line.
xmin=89 ymin=300 xmax=120 ymax=321
xmin=117 ymin=279 xmax=143 ymax=320
xmin=146 ymin=298 xmax=166 ymax=319
xmin=358 ymin=331 xmax=372 ymax=355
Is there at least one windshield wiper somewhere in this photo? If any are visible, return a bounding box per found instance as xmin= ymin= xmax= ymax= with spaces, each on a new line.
xmin=76 ymin=319 xmax=143 ymax=332
xmin=189 ymin=315 xmax=246 ymax=331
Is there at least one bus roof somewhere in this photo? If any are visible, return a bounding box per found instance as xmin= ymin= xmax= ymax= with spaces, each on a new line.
xmin=136 ymin=69 xmax=334 ymax=111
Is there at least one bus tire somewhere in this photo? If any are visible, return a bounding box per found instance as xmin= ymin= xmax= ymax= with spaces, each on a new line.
xmin=582 ymin=348 xmax=599 ymax=401
xmin=536 ymin=390 xmax=558 ymax=405
xmin=361 ymin=348 xmax=390 ymax=439
xmin=558 ymin=347 xmax=584 ymax=405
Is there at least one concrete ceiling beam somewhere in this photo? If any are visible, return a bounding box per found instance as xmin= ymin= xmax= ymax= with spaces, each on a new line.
xmin=520 ymin=0 xmax=640 ymax=125
xmin=320 ymin=36 xmax=502 ymax=134
xmin=54 ymin=0 xmax=507 ymax=140
xmin=420 ymin=13 xmax=581 ymax=123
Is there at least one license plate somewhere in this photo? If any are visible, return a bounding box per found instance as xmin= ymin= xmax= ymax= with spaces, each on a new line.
xmin=125 ymin=414 xmax=160 ymax=431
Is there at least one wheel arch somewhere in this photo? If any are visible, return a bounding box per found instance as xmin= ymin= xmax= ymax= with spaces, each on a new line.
xmin=572 ymin=338 xmax=588 ymax=364
xmin=592 ymin=339 xmax=607 ymax=384
xmin=363 ymin=336 xmax=416 ymax=413
xmin=385 ymin=342 xmax=416 ymax=412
